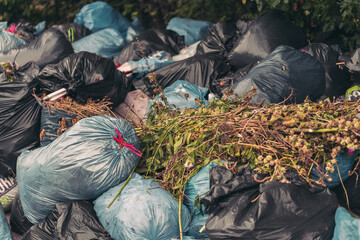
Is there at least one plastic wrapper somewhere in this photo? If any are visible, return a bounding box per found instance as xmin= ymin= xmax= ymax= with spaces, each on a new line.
xmin=17 ymin=115 xmax=140 ymax=223
xmin=94 ymin=173 xmax=191 ymax=240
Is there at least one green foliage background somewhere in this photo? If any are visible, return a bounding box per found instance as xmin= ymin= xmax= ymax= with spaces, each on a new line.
xmin=0 ymin=0 xmax=359 ymax=49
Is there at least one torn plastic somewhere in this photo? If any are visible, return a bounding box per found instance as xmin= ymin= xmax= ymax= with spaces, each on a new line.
xmin=22 ymin=201 xmax=112 ymax=240
xmin=0 ymin=62 xmax=41 ymax=177
xmin=195 ymin=20 xmax=238 ymax=57
xmin=0 ymin=202 xmax=11 ymax=240
xmin=0 ymin=29 xmax=74 ymax=69
xmin=17 ymin=115 xmax=141 ymax=224
xmin=228 ymin=45 xmax=325 ymax=104
xmin=0 ymin=29 xmax=26 ymax=53
xmin=227 ymin=10 xmax=306 ymax=70
xmin=166 ymin=17 xmax=213 ymax=45
xmin=302 ymin=43 xmax=351 ymax=98
xmin=173 ymin=41 xmax=200 ymax=61
xmin=94 ymin=173 xmax=191 ymax=240
xmin=133 ymin=54 xmax=230 ymax=96
xmin=50 ymin=22 xmax=91 ymax=42
xmin=201 ymin=166 xmax=337 ymax=239
xmin=113 ymin=29 xmax=185 ymax=65
xmin=333 ymin=207 xmax=360 ymax=240
xmin=35 ymin=52 xmax=131 ymax=106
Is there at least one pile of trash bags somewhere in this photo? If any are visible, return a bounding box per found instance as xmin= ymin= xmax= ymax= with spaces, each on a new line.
xmin=1 ymin=1 xmax=360 ymax=239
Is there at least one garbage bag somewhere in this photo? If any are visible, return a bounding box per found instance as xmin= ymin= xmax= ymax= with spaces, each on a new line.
xmin=8 ymin=18 xmax=36 ymax=42
xmin=173 ymin=41 xmax=200 ymax=61
xmin=50 ymin=22 xmax=91 ymax=42
xmin=10 ymin=193 xmax=33 ymax=235
xmin=229 ymin=45 xmax=326 ymax=104
xmin=93 ymin=173 xmax=191 ymax=240
xmin=339 ymin=47 xmax=360 ymax=82
xmin=22 ymin=201 xmax=112 ymax=240
xmin=113 ymin=29 xmax=185 ymax=65
xmin=133 ymin=54 xmax=230 ymax=96
xmin=0 ymin=21 xmax=7 ymax=29
xmin=227 ymin=10 xmax=307 ymax=70
xmin=302 ymin=43 xmax=351 ymax=98
xmin=195 ymin=20 xmax=238 ymax=58
xmin=0 ymin=29 xmax=26 ymax=53
xmin=73 ymin=28 xmax=125 ymax=58
xmin=17 ymin=115 xmax=140 ymax=224
xmin=212 ymin=61 xmax=259 ymax=97
xmin=0 ymin=62 xmax=41 ymax=177
xmin=0 ymin=202 xmax=11 ymax=240
xmin=333 ymin=207 xmax=360 ymax=240
xmin=35 ymin=52 xmax=131 ymax=107
xmin=184 ymin=162 xmax=218 ymax=239
xmin=127 ymin=58 xmax=173 ymax=78
xmin=34 ymin=21 xmax=46 ymax=36
xmin=74 ymin=1 xmax=136 ymax=36
xmin=332 ymin=170 xmax=360 ymax=215
xmin=0 ymin=29 xmax=74 ymax=69
xmin=0 ymin=176 xmax=17 ymax=212
xmin=39 ymin=105 xmax=76 ymax=147
xmin=310 ymin=151 xmax=357 ymax=188
xmin=147 ymin=80 xmax=209 ymax=112
xmin=166 ymin=17 xmax=213 ymax=45
xmin=201 ymin=166 xmax=337 ymax=239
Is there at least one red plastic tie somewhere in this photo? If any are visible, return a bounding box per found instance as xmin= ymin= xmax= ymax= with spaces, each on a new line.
xmin=6 ymin=24 xmax=18 ymax=33
xmin=113 ymin=127 xmax=142 ymax=157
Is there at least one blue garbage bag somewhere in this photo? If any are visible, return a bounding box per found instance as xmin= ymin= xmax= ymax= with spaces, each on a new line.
xmin=0 ymin=29 xmax=26 ymax=53
xmin=0 ymin=22 xmax=7 ymax=29
xmin=167 ymin=17 xmax=213 ymax=45
xmin=34 ymin=21 xmax=46 ymax=36
xmin=72 ymin=28 xmax=125 ymax=58
xmin=39 ymin=104 xmax=76 ymax=147
xmin=0 ymin=203 xmax=12 ymax=240
xmin=74 ymin=1 xmax=139 ymax=40
xmin=311 ymin=151 xmax=357 ymax=188
xmin=333 ymin=207 xmax=360 ymax=240
xmin=184 ymin=163 xmax=218 ymax=239
xmin=147 ymin=80 xmax=209 ymax=112
xmin=93 ymin=173 xmax=191 ymax=240
xmin=17 ymin=115 xmax=141 ymax=224
xmin=128 ymin=58 xmax=174 ymax=78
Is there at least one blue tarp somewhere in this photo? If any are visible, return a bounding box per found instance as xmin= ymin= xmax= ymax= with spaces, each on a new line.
xmin=72 ymin=28 xmax=125 ymax=58
xmin=167 ymin=17 xmax=213 ymax=45
xmin=94 ymin=173 xmax=191 ymax=240
xmin=333 ymin=207 xmax=360 ymax=240
xmin=17 ymin=115 xmax=140 ymax=223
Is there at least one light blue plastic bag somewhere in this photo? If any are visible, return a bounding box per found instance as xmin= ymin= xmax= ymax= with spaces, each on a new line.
xmin=74 ymin=1 xmax=140 ymax=42
xmin=333 ymin=207 xmax=360 ymax=240
xmin=94 ymin=173 xmax=191 ymax=240
xmin=0 ymin=22 xmax=7 ymax=29
xmin=0 ymin=203 xmax=12 ymax=240
xmin=147 ymin=80 xmax=209 ymax=112
xmin=34 ymin=21 xmax=46 ymax=35
xmin=17 ymin=115 xmax=140 ymax=224
xmin=73 ymin=28 xmax=125 ymax=58
xmin=0 ymin=29 xmax=26 ymax=53
xmin=128 ymin=58 xmax=174 ymax=78
xmin=184 ymin=162 xmax=218 ymax=239
xmin=166 ymin=17 xmax=213 ymax=45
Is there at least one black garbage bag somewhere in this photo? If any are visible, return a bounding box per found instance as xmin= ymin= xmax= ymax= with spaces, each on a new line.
xmin=35 ymin=52 xmax=131 ymax=107
xmin=0 ymin=29 xmax=74 ymax=69
xmin=9 ymin=19 xmax=36 ymax=42
xmin=227 ymin=45 xmax=326 ymax=104
xmin=50 ymin=23 xmax=91 ymax=42
xmin=212 ymin=61 xmax=259 ymax=97
xmin=227 ymin=10 xmax=307 ymax=70
xmin=113 ymin=29 xmax=184 ymax=65
xmin=201 ymin=166 xmax=338 ymax=240
xmin=133 ymin=54 xmax=230 ymax=96
xmin=22 ymin=201 xmax=112 ymax=240
xmin=10 ymin=193 xmax=33 ymax=235
xmin=339 ymin=47 xmax=360 ymax=82
xmin=195 ymin=20 xmax=238 ymax=58
xmin=302 ymin=43 xmax=351 ymax=98
xmin=332 ymin=171 xmax=360 ymax=216
xmin=0 ymin=62 xmax=41 ymax=177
